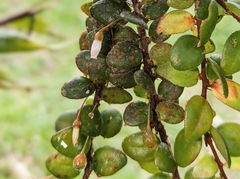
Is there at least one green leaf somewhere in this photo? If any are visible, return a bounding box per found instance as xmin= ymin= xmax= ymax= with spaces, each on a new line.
xmin=206 ymin=54 xmax=221 ymax=82
xmin=51 ymin=126 xmax=91 ymax=158
xmin=120 ymin=10 xmax=148 ymax=29
xmin=138 ymin=160 xmax=160 ymax=174
xmin=0 ymin=30 xmax=46 ymax=53
xmin=155 ymin=101 xmax=185 ymax=124
xmin=93 ymin=146 xmax=127 ymax=176
xmin=207 ymin=57 xmax=228 ymax=98
xmin=221 ymin=30 xmax=240 ymax=75
xmin=134 ymin=70 xmax=156 ymax=94
xmin=156 ymin=61 xmax=199 ymax=87
xmin=142 ymin=0 xmax=169 ymax=20
xmin=195 ymin=0 xmax=211 ymax=20
xmin=184 ymin=95 xmax=214 ymax=141
xmin=204 ymin=39 xmax=216 ymax=54
xmin=122 ymin=131 xmax=159 ymax=162
xmin=157 ymin=79 xmax=184 ymax=101
xmin=101 ymin=87 xmax=132 ymax=104
xmin=199 ymin=0 xmax=218 ymax=46
xmin=149 ymin=43 xmax=172 ymax=66
xmin=193 ymin=154 xmax=218 ymax=178
xmin=167 ymin=0 xmax=194 ymax=9
xmin=148 ymin=173 xmax=171 ymax=179
xmin=90 ymin=0 xmax=130 ymax=26
xmin=156 ymin=10 xmax=194 ymax=35
xmin=46 ymin=153 xmax=80 ymax=178
xmin=210 ymin=126 xmax=231 ymax=167
xmin=61 ymin=76 xmax=95 ymax=99
xmin=226 ymin=2 xmax=240 ymax=16
xmin=123 ymin=101 xmax=150 ymax=126
xmin=133 ymin=85 xmax=148 ymax=99
xmin=170 ymin=35 xmax=205 ymax=71
xmin=174 ymin=129 xmax=202 ymax=167
xmin=154 ymin=142 xmax=176 ymax=172
xmin=217 ymin=123 xmax=240 ymax=156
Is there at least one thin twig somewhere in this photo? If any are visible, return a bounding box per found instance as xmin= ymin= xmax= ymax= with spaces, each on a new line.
xmin=215 ymin=0 xmax=240 ymax=23
xmin=205 ymin=133 xmax=228 ymax=179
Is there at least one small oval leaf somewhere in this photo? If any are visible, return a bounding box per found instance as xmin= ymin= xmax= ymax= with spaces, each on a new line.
xmin=93 ymin=146 xmax=127 ymax=176
xmin=101 ymin=87 xmax=132 ymax=104
xmin=154 ymin=142 xmax=176 ymax=172
xmin=221 ymin=30 xmax=240 ymax=75
xmin=217 ymin=123 xmax=240 ymax=156
xmin=184 ymin=95 xmax=214 ymax=141
xmin=61 ymin=76 xmax=95 ymax=99
xmin=156 ymin=61 xmax=199 ymax=87
xmin=170 ymin=35 xmax=205 ymax=71
xmin=122 ymin=131 xmax=159 ymax=162
xmin=46 ymin=153 xmax=80 ymax=178
xmin=134 ymin=70 xmax=156 ymax=94
xmin=211 ymin=79 xmax=240 ymax=111
xmin=167 ymin=0 xmax=194 ymax=9
xmin=193 ymin=154 xmax=218 ymax=178
xmin=156 ymin=101 xmax=185 ymax=124
xmin=124 ymin=101 xmax=150 ymax=126
xmin=174 ymin=129 xmax=202 ymax=167
xmin=156 ymin=10 xmax=194 ymax=35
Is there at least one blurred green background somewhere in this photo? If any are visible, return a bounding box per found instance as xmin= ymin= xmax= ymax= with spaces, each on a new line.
xmin=1 ymin=0 xmax=240 ymax=179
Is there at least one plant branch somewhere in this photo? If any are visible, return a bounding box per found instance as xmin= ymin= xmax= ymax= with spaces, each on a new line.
xmin=82 ymin=142 xmax=94 ymax=179
xmin=205 ymin=133 xmax=228 ymax=179
xmin=215 ymin=0 xmax=240 ymax=23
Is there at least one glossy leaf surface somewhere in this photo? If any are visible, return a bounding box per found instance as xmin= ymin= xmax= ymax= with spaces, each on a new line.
xmin=174 ymin=129 xmax=202 ymax=167
xmin=79 ymin=104 xmax=103 ymax=137
xmin=184 ymin=95 xmax=214 ymax=141
xmin=221 ymin=30 xmax=240 ymax=75
xmin=170 ymin=35 xmax=205 ymax=71
xmin=51 ymin=126 xmax=90 ymax=158
xmin=199 ymin=0 xmax=218 ymax=46
xmin=61 ymin=76 xmax=95 ymax=99
xmin=46 ymin=153 xmax=80 ymax=178
xmin=100 ymin=108 xmax=123 ymax=138
xmin=93 ymin=146 xmax=127 ymax=176
xmin=122 ymin=131 xmax=159 ymax=162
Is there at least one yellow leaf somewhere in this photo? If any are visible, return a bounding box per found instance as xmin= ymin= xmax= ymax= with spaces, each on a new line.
xmin=156 ymin=10 xmax=194 ymax=35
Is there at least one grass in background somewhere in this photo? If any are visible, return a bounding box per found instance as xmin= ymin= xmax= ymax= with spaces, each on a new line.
xmin=1 ymin=1 xmax=240 ymax=179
